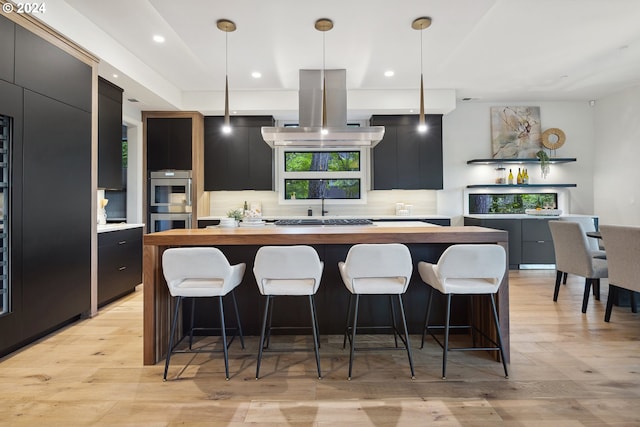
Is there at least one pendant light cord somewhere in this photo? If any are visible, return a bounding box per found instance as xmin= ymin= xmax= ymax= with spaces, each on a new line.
xmin=322 ymin=28 xmax=327 ymax=131
xmin=225 ymin=30 xmax=229 ymax=78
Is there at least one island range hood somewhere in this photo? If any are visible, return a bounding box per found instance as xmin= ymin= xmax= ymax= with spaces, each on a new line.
xmin=261 ymin=69 xmax=385 ymax=147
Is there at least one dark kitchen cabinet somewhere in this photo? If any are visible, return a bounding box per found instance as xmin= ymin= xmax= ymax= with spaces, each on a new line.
xmin=0 ymin=79 xmax=24 ymax=352
xmin=98 ymin=227 xmax=142 ymax=307
xmin=98 ymin=77 xmax=124 ymax=189
xmin=465 ymin=217 xmax=522 ymax=268
xmin=14 ymin=26 xmax=91 ymax=112
xmin=464 ymin=216 xmax=556 ymax=268
xmin=521 ymin=218 xmax=555 ymax=264
xmin=146 ymin=117 xmax=192 ymax=171
xmin=371 ymin=115 xmax=443 ymax=190
xmin=0 ymin=21 xmax=92 ymax=357
xmin=21 ymin=90 xmax=91 ymax=339
xmin=204 ymin=116 xmax=274 ymax=190
xmin=0 ymin=15 xmax=15 ymax=83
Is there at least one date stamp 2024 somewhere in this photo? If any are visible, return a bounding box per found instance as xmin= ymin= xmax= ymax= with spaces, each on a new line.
xmin=2 ymin=2 xmax=47 ymax=14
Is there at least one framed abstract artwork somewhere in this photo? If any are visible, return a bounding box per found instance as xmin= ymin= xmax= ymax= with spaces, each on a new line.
xmin=491 ymin=106 xmax=542 ymax=158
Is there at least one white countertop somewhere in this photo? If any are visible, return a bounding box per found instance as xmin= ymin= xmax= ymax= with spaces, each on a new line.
xmin=465 ymin=214 xmax=597 ymax=219
xmin=97 ymin=223 xmax=145 ymax=233
xmin=198 ymin=214 xmax=451 ymax=221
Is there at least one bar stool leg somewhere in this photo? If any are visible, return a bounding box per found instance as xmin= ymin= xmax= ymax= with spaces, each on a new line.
xmin=309 ymin=295 xmax=322 ymax=379
xmin=311 ymin=296 xmax=321 ymax=349
xmin=265 ymin=295 xmax=275 ymax=349
xmin=218 ymin=296 xmax=230 ymax=380
xmin=397 ymin=294 xmax=415 ymax=379
xmin=163 ymin=296 xmax=182 ymax=381
xmin=490 ymin=294 xmax=509 ymax=378
xmin=189 ymin=298 xmax=196 ymax=349
xmin=389 ymin=295 xmax=399 ymax=348
xmin=343 ymin=293 xmax=354 ymax=349
xmin=348 ymin=294 xmax=360 ymax=380
xmin=421 ymin=287 xmax=433 ymax=349
xmin=256 ymin=296 xmax=271 ymax=379
xmin=442 ymin=294 xmax=452 ymax=380
xmin=230 ymin=290 xmax=245 ymax=349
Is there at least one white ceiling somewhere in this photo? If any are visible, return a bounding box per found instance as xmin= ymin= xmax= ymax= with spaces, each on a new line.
xmin=41 ymin=0 xmax=640 ymax=119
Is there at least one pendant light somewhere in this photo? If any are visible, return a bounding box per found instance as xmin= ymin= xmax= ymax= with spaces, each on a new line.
xmin=315 ymin=18 xmax=333 ymax=135
xmin=412 ymin=17 xmax=432 ymax=133
xmin=217 ymin=19 xmax=236 ymax=134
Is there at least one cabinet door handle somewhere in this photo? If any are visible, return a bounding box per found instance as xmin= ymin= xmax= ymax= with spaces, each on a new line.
xmin=118 ymin=240 xmax=127 ymax=245
xmin=118 ymin=266 xmax=127 ymax=271
xmin=537 ymin=240 xmax=545 ymax=243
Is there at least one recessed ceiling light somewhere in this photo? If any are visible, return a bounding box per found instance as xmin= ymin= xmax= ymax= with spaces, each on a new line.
xmin=384 ymin=70 xmax=395 ymax=77
xmin=112 ymin=74 xmax=118 ymax=78
xmin=251 ymin=71 xmax=262 ymax=78
xmin=153 ymin=35 xmax=165 ymax=43
xmin=409 ymin=109 xmax=414 ymax=113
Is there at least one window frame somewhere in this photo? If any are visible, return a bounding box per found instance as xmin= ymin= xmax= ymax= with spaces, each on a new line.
xmin=276 ymin=146 xmax=369 ymax=205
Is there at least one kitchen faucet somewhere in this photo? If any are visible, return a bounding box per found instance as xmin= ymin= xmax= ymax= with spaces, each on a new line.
xmin=320 ymin=180 xmax=328 ymax=216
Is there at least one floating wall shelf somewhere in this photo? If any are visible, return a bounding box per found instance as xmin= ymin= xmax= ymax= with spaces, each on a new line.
xmin=466 ymin=184 xmax=577 ymax=188
xmin=467 ymin=158 xmax=577 ymax=165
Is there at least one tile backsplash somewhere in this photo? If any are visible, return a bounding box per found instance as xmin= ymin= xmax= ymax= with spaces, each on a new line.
xmin=207 ymin=190 xmax=437 ymax=217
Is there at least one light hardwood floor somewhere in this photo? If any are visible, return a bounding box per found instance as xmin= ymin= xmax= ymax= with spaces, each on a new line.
xmin=1 ymin=270 xmax=639 ymax=426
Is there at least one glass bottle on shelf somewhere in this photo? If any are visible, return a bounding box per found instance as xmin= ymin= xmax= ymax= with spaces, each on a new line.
xmin=523 ymin=168 xmax=529 ymax=184
xmin=508 ymin=169 xmax=514 ymax=185
xmin=517 ymin=168 xmax=523 ymax=184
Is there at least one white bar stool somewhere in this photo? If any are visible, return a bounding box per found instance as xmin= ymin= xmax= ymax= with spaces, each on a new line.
xmin=338 ymin=243 xmax=415 ymax=380
xmin=418 ymin=244 xmax=508 ymax=379
xmin=253 ymin=245 xmax=324 ymax=379
xmin=162 ymin=247 xmax=245 ymax=380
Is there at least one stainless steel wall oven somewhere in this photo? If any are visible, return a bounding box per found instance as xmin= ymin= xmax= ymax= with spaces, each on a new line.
xmin=148 ymin=170 xmax=192 ymax=232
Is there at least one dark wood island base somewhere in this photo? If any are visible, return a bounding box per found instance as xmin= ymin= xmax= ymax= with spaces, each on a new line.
xmin=143 ymin=223 xmax=509 ymax=366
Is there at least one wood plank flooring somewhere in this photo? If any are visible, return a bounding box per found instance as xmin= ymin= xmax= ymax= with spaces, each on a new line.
xmin=1 ymin=270 xmax=639 ymax=426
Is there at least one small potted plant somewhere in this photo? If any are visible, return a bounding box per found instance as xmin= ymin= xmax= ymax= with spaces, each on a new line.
xmin=226 ymin=208 xmax=244 ymax=226
xmin=536 ymin=150 xmax=550 ymax=179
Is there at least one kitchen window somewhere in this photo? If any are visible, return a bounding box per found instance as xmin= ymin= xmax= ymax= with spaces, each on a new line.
xmin=276 ymin=148 xmax=368 ymax=204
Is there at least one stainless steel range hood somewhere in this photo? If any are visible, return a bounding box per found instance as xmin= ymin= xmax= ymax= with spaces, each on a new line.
xmin=262 ymin=70 xmax=385 ymax=147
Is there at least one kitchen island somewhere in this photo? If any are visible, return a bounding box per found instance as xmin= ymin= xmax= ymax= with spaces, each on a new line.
xmin=143 ymin=223 xmax=509 ymax=365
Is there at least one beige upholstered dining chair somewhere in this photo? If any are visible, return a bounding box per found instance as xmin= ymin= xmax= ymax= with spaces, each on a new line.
xmin=599 ymin=224 xmax=640 ymax=322
xmin=548 ymin=221 xmax=608 ymax=313
xmin=557 ymin=217 xmax=606 ymax=284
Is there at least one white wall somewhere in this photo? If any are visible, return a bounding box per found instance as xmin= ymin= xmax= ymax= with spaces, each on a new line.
xmin=593 ymin=86 xmax=640 ymax=226
xmin=439 ymin=101 xmax=596 ymax=225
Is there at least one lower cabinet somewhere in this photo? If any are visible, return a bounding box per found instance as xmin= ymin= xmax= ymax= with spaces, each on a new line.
xmin=521 ymin=218 xmax=555 ymax=265
xmin=464 ymin=217 xmax=555 ymax=268
xmin=98 ymin=227 xmax=142 ymax=307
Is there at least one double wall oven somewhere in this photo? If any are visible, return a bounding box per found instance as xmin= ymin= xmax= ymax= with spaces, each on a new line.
xmin=148 ymin=170 xmax=192 ymax=232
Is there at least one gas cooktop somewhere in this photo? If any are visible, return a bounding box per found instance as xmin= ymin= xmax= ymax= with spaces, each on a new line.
xmin=274 ymin=218 xmax=373 ymax=226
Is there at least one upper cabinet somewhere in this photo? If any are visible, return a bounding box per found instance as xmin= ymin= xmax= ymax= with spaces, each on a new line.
xmin=0 ymin=15 xmax=15 ymax=83
xmin=98 ymin=77 xmax=123 ymax=189
xmin=204 ymin=116 xmax=274 ymax=191
xmin=14 ymin=26 xmax=92 ymax=112
xmin=371 ymin=115 xmax=443 ymax=190
xmin=146 ymin=117 xmax=192 ymax=171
